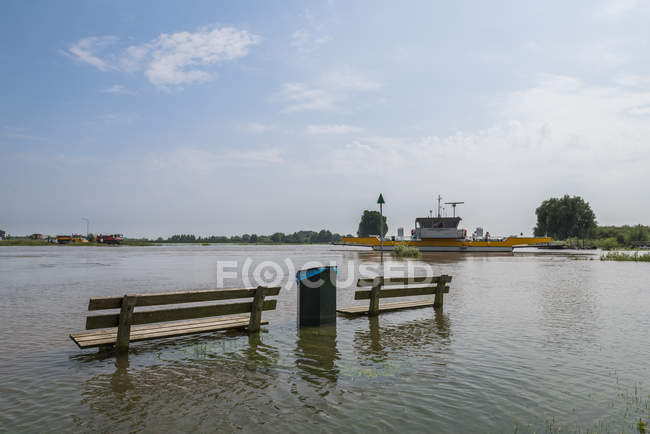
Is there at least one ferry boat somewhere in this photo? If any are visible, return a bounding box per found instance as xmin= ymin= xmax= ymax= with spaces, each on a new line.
xmin=342 ymin=197 xmax=551 ymax=252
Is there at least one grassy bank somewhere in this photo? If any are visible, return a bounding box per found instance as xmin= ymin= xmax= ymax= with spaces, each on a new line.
xmin=391 ymin=243 xmax=421 ymax=259
xmin=600 ymin=251 xmax=650 ymax=262
xmin=0 ymin=239 xmax=51 ymax=246
xmin=0 ymin=239 xmax=154 ymax=247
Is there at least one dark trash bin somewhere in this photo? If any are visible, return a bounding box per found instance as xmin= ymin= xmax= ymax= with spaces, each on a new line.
xmin=296 ymin=266 xmax=337 ymax=327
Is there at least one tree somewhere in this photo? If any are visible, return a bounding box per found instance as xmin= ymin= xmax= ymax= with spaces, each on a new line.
xmin=0 ymin=229 xmax=5 ymax=240
xmin=626 ymin=224 xmax=649 ymax=245
xmin=316 ymin=229 xmax=332 ymax=243
xmin=533 ymin=195 xmax=596 ymax=239
xmin=270 ymin=232 xmax=285 ymax=243
xmin=357 ymin=210 xmax=388 ymax=237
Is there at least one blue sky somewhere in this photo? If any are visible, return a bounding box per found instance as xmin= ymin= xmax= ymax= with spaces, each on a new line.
xmin=2 ymin=0 xmax=650 ymax=238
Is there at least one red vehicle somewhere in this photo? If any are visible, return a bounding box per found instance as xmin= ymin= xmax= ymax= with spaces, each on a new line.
xmin=96 ymin=234 xmax=124 ymax=244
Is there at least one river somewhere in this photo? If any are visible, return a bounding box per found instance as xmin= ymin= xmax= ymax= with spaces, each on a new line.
xmin=0 ymin=244 xmax=648 ymax=432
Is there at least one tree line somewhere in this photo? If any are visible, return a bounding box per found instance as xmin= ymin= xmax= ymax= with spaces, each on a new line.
xmin=159 ymin=230 xmax=353 ymax=244
xmin=534 ymin=195 xmax=649 ymax=248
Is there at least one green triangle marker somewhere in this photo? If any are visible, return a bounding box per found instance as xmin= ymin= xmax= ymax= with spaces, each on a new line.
xmin=377 ymin=193 xmax=385 ymax=204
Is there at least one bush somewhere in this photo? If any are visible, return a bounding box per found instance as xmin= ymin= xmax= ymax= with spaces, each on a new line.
xmin=392 ymin=243 xmax=421 ymax=258
xmin=597 ymin=237 xmax=619 ymax=250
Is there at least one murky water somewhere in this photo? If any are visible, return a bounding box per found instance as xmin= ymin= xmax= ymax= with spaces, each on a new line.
xmin=1 ymin=245 xmax=648 ymax=433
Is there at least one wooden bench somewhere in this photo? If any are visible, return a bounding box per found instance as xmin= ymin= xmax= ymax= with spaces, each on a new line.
xmin=70 ymin=286 xmax=280 ymax=352
xmin=337 ymin=275 xmax=452 ymax=316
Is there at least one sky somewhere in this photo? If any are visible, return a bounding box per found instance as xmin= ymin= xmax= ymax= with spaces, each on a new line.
xmin=2 ymin=0 xmax=650 ymax=238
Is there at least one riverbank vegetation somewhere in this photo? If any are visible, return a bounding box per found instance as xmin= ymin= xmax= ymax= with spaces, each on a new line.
xmin=534 ymin=196 xmax=649 ymax=250
xmin=600 ymin=251 xmax=650 ymax=262
xmin=559 ymin=225 xmax=650 ymax=250
xmin=391 ymin=243 xmax=421 ymax=258
xmin=160 ymin=230 xmax=352 ymax=244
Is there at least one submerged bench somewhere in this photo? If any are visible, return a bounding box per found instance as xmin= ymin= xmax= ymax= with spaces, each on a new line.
xmin=70 ymin=286 xmax=280 ymax=352
xmin=337 ymin=275 xmax=452 ymax=316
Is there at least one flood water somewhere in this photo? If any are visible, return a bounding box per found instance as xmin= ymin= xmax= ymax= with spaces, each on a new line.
xmin=1 ymin=244 xmax=648 ymax=433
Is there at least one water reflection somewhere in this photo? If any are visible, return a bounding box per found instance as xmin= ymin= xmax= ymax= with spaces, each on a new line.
xmin=110 ymin=354 xmax=133 ymax=393
xmin=294 ymin=325 xmax=339 ymax=385
xmin=354 ymin=311 xmax=452 ymax=366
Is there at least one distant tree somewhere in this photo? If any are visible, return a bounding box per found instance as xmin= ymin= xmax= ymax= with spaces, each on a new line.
xmin=534 ymin=195 xmax=596 ymax=239
xmin=0 ymin=229 xmax=6 ymax=239
xmin=316 ymin=229 xmax=332 ymax=243
xmin=332 ymin=233 xmax=342 ymax=242
xmin=271 ymin=232 xmax=285 ymax=243
xmin=249 ymin=234 xmax=258 ymax=243
xmin=87 ymin=233 xmax=96 ymax=242
xmin=626 ymin=224 xmax=649 ymax=245
xmin=357 ymin=210 xmax=388 ymax=237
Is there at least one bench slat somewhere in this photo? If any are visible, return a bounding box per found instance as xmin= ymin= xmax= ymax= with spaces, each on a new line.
xmin=73 ymin=315 xmax=252 ymax=341
xmin=88 ymin=286 xmax=281 ymax=310
xmin=354 ymin=285 xmax=450 ymax=300
xmin=85 ymin=300 xmax=277 ymax=330
xmin=357 ymin=275 xmax=450 ymax=287
xmin=70 ymin=317 xmax=268 ymax=349
xmin=337 ymin=300 xmax=436 ymax=315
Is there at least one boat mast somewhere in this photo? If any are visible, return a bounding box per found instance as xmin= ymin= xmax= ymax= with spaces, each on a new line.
xmin=437 ymin=195 xmax=442 ymax=218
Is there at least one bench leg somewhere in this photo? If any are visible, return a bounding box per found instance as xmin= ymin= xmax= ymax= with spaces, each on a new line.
xmin=116 ymin=295 xmax=137 ymax=353
xmin=433 ymin=275 xmax=450 ymax=310
xmin=248 ymin=286 xmax=265 ymax=333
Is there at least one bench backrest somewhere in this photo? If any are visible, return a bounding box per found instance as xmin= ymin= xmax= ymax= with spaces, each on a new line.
xmin=356 ymin=275 xmax=452 ymax=314
xmin=85 ymin=286 xmax=280 ymax=330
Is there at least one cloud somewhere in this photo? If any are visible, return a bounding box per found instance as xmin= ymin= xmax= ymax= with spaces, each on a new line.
xmin=279 ymin=68 xmax=380 ymax=113
xmin=290 ymin=9 xmax=331 ymax=53
xmin=67 ymin=25 xmax=260 ymax=88
xmin=66 ymin=36 xmax=118 ymax=71
xmin=306 ymin=124 xmax=363 ymax=134
xmin=614 ymin=74 xmax=650 ymax=88
xmin=596 ymin=0 xmax=649 ymax=17
xmin=101 ymin=84 xmax=136 ymax=95
xmin=235 ymin=122 xmax=276 ymax=133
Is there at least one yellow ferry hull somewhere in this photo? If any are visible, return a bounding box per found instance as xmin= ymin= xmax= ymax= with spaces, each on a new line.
xmin=341 ymin=236 xmax=552 ymax=252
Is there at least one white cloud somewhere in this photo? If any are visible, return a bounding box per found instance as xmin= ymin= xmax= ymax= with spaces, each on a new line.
xmin=67 ymin=36 xmax=118 ymax=71
xmin=290 ymin=9 xmax=331 ymax=53
xmin=614 ymin=74 xmax=650 ymax=88
xmin=279 ymin=68 xmax=381 ymax=113
xmin=235 ymin=122 xmax=276 ymax=133
xmin=306 ymin=124 xmax=363 ymax=134
xmin=628 ymin=105 xmax=650 ymax=116
xmin=596 ymin=0 xmax=649 ymax=17
xmin=101 ymin=84 xmax=136 ymax=95
xmin=67 ymin=25 xmax=260 ymax=88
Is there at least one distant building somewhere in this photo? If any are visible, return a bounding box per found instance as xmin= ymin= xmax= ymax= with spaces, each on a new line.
xmin=31 ymin=234 xmax=44 ymax=240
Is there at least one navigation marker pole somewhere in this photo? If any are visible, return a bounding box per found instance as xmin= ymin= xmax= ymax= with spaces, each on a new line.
xmin=377 ymin=193 xmax=385 ymax=260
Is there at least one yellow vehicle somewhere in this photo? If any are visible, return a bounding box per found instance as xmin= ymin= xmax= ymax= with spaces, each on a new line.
xmin=56 ymin=235 xmax=88 ymax=244
xmin=56 ymin=235 xmax=73 ymax=244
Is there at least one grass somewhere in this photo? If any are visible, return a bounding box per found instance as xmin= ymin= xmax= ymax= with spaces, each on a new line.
xmin=0 ymin=239 xmax=52 ymax=246
xmin=391 ymin=243 xmax=421 ymax=258
xmin=600 ymin=251 xmax=650 ymax=262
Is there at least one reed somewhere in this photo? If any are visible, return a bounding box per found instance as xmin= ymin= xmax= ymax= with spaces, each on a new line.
xmin=600 ymin=251 xmax=650 ymax=262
